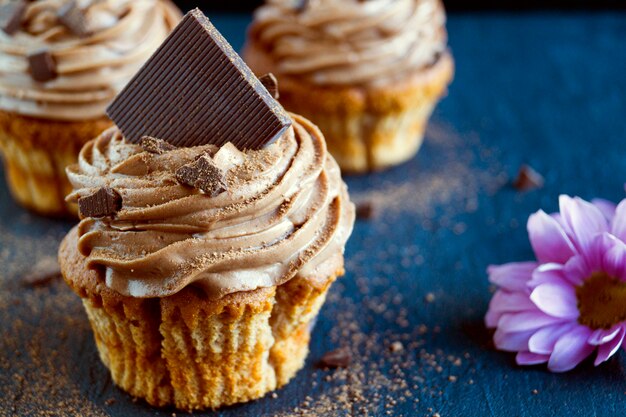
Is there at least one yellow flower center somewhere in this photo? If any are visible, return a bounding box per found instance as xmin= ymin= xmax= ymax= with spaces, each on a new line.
xmin=577 ymin=272 xmax=626 ymax=330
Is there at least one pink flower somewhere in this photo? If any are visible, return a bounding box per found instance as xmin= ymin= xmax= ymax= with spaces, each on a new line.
xmin=486 ymin=195 xmax=626 ymax=372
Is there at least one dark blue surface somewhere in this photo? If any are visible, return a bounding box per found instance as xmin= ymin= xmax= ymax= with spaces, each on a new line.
xmin=2 ymin=12 xmax=626 ymax=417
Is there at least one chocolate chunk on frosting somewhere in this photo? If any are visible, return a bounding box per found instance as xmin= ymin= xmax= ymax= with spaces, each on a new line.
xmin=0 ymin=1 xmax=26 ymax=35
xmin=78 ymin=187 xmax=122 ymax=218
xmin=106 ymin=8 xmax=291 ymax=150
xmin=27 ymin=49 xmax=57 ymax=82
xmin=259 ymin=73 xmax=280 ymax=99
xmin=140 ymin=136 xmax=176 ymax=154
xmin=57 ymin=1 xmax=93 ymax=38
xmin=176 ymin=154 xmax=227 ymax=197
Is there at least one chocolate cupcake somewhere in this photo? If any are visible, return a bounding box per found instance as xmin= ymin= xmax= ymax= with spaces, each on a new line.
xmin=244 ymin=0 xmax=454 ymax=173
xmin=0 ymin=0 xmax=180 ymax=216
xmin=58 ymin=10 xmax=355 ymax=410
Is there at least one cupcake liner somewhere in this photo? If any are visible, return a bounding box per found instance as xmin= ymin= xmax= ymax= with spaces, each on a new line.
xmin=244 ymin=44 xmax=454 ymax=173
xmin=60 ymin=228 xmax=341 ymax=411
xmin=0 ymin=111 xmax=111 ymax=216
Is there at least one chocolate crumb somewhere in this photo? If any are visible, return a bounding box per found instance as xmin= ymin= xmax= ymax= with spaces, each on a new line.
xmin=390 ymin=341 xmax=404 ymax=353
xmin=104 ymin=398 xmax=116 ymax=406
xmin=27 ymin=49 xmax=57 ymax=83
xmin=319 ymin=347 xmax=351 ymax=369
xmin=78 ymin=187 xmax=122 ymax=218
xmin=140 ymin=136 xmax=176 ymax=154
xmin=532 ymin=389 xmax=539 ymax=395
xmin=259 ymin=73 xmax=279 ymax=99
xmin=356 ymin=201 xmax=376 ymax=220
xmin=176 ymin=154 xmax=227 ymax=197
xmin=0 ymin=0 xmax=26 ymax=35
xmin=512 ymin=164 xmax=544 ymax=191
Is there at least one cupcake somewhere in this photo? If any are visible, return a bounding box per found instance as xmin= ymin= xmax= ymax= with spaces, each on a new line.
xmin=244 ymin=0 xmax=454 ymax=173
xmin=58 ymin=9 xmax=355 ymax=411
xmin=0 ymin=0 xmax=180 ymax=216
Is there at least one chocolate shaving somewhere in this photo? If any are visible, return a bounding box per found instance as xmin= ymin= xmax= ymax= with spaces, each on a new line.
xmin=106 ymin=8 xmax=291 ymax=150
xmin=27 ymin=49 xmax=57 ymax=82
xmin=356 ymin=201 xmax=376 ymax=220
xmin=176 ymin=154 xmax=227 ymax=197
xmin=78 ymin=187 xmax=122 ymax=218
xmin=318 ymin=347 xmax=352 ymax=369
xmin=57 ymin=1 xmax=93 ymax=37
xmin=259 ymin=73 xmax=279 ymax=99
xmin=0 ymin=1 xmax=26 ymax=35
xmin=512 ymin=165 xmax=544 ymax=191
xmin=140 ymin=136 xmax=176 ymax=154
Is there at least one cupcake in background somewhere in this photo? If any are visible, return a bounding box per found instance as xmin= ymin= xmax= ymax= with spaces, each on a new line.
xmin=244 ymin=0 xmax=454 ymax=173
xmin=0 ymin=0 xmax=180 ymax=216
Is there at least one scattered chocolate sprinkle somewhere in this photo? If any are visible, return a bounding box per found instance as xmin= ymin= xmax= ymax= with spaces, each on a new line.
xmin=78 ymin=187 xmax=122 ymax=218
xmin=259 ymin=73 xmax=279 ymax=99
xmin=390 ymin=341 xmax=404 ymax=353
xmin=318 ymin=347 xmax=351 ymax=369
xmin=57 ymin=1 xmax=93 ymax=37
xmin=27 ymin=49 xmax=57 ymax=83
xmin=176 ymin=154 xmax=227 ymax=197
xmin=512 ymin=164 xmax=544 ymax=191
xmin=140 ymin=136 xmax=176 ymax=154
xmin=106 ymin=9 xmax=292 ymax=150
xmin=20 ymin=257 xmax=61 ymax=288
xmin=355 ymin=201 xmax=376 ymax=220
xmin=0 ymin=0 xmax=26 ymax=35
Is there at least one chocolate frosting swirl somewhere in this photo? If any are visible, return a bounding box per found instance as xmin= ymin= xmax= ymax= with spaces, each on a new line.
xmin=247 ymin=0 xmax=448 ymax=87
xmin=66 ymin=115 xmax=355 ymax=299
xmin=0 ymin=0 xmax=180 ymax=120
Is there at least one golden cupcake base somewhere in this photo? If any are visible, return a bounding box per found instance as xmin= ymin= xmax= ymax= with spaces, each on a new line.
xmin=0 ymin=111 xmax=111 ymax=217
xmin=244 ymin=45 xmax=454 ymax=173
xmin=59 ymin=227 xmax=340 ymax=411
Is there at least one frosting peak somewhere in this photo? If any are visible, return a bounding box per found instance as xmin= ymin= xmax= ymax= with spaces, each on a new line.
xmin=247 ymin=0 xmax=448 ymax=87
xmin=0 ymin=0 xmax=180 ymax=120
xmin=66 ymin=115 xmax=355 ymax=299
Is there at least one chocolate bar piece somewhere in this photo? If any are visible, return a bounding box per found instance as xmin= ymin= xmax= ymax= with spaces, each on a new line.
xmin=0 ymin=1 xmax=26 ymax=35
xmin=318 ymin=347 xmax=352 ymax=369
xmin=259 ymin=73 xmax=279 ymax=100
xmin=78 ymin=187 xmax=122 ymax=218
xmin=140 ymin=136 xmax=176 ymax=154
xmin=176 ymin=154 xmax=227 ymax=197
xmin=57 ymin=1 xmax=93 ymax=37
xmin=106 ymin=8 xmax=291 ymax=150
xmin=28 ymin=49 xmax=57 ymax=82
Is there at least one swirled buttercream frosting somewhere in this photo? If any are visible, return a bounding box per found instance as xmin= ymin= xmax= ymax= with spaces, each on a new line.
xmin=0 ymin=0 xmax=180 ymax=120
xmin=65 ymin=114 xmax=355 ymax=299
xmin=247 ymin=0 xmax=448 ymax=87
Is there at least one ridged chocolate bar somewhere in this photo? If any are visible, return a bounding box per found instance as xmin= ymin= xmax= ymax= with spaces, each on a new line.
xmin=0 ymin=1 xmax=26 ymax=35
xmin=106 ymin=8 xmax=292 ymax=150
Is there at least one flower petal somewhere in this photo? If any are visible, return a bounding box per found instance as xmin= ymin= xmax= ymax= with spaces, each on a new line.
xmin=588 ymin=326 xmax=622 ymax=346
xmin=594 ymin=327 xmax=625 ymax=366
xmin=516 ymin=351 xmax=550 ymax=365
xmin=485 ymin=290 xmax=537 ymax=328
xmin=592 ymin=198 xmax=617 ymax=224
xmin=528 ymin=263 xmax=571 ymax=289
xmin=548 ymin=326 xmax=594 ymax=372
xmin=610 ymin=199 xmax=626 ymax=243
xmin=530 ymin=283 xmax=579 ymax=319
xmin=488 ymin=262 xmax=537 ymax=292
xmin=528 ymin=323 xmax=577 ymax=355
xmin=527 ymin=210 xmax=576 ymax=264
xmin=494 ymin=328 xmax=534 ymax=352
xmin=559 ymin=195 xmax=609 ymax=253
xmin=602 ymin=236 xmax=626 ymax=281
xmin=562 ymin=255 xmax=590 ymax=286
xmin=497 ymin=311 xmax=564 ymax=333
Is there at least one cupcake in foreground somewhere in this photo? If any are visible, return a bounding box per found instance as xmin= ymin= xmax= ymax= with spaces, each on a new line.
xmin=0 ymin=0 xmax=180 ymax=216
xmin=244 ymin=0 xmax=454 ymax=173
xmin=58 ymin=9 xmax=355 ymax=411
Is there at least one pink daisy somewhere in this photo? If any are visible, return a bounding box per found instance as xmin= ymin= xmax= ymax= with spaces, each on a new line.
xmin=485 ymin=195 xmax=626 ymax=372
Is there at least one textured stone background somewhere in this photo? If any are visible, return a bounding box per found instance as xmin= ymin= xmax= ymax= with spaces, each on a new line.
xmin=1 ymin=12 xmax=626 ymax=417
